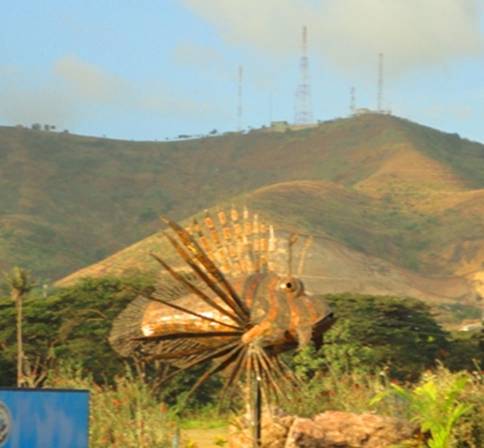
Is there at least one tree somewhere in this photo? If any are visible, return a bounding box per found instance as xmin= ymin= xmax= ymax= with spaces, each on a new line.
xmin=309 ymin=294 xmax=450 ymax=380
xmin=0 ymin=275 xmax=154 ymax=387
xmin=4 ymin=267 xmax=34 ymax=387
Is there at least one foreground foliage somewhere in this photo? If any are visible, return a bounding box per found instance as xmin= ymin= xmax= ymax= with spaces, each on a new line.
xmin=1 ymin=280 xmax=481 ymax=393
xmin=283 ymin=365 xmax=482 ymax=448
xmin=371 ymin=367 xmax=475 ymax=448
xmin=45 ymin=364 xmax=174 ymax=448
xmin=0 ymin=275 xmax=153 ymax=386
xmin=321 ymin=294 xmax=451 ymax=380
xmin=41 ymin=362 xmax=483 ymax=448
xmin=0 ymin=275 xmax=482 ymax=446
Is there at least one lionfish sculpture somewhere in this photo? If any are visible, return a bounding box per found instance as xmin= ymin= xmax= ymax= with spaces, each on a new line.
xmin=109 ymin=207 xmax=335 ymax=445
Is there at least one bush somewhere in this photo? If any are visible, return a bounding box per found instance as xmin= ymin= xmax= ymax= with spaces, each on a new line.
xmin=371 ymin=365 xmax=482 ymax=448
xmin=0 ymin=275 xmax=154 ymax=386
xmin=321 ymin=293 xmax=450 ymax=380
xmin=0 ymin=274 xmax=224 ymax=410
xmin=446 ymin=331 xmax=483 ymax=372
xmin=45 ymin=363 xmax=173 ymax=448
xmin=282 ymin=367 xmax=397 ymax=417
xmin=283 ymin=365 xmax=482 ymax=447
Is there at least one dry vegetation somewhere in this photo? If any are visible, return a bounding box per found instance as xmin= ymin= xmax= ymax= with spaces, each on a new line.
xmin=39 ymin=361 xmax=483 ymax=448
xmin=1 ymin=114 xmax=483 ymax=289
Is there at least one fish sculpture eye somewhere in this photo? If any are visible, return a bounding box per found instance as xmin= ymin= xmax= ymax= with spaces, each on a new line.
xmin=279 ymin=277 xmax=303 ymax=294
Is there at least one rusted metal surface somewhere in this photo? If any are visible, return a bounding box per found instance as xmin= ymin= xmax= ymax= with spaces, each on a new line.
xmin=110 ymin=206 xmax=335 ymax=405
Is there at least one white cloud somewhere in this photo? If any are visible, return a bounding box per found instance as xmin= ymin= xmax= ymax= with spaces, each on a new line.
xmin=54 ymin=55 xmax=127 ymax=103
xmin=183 ymin=0 xmax=483 ymax=74
xmin=136 ymin=83 xmax=226 ymax=117
xmin=0 ymin=56 xmax=224 ymax=128
xmin=0 ymin=86 xmax=77 ymax=126
xmin=0 ymin=66 xmax=78 ymax=126
xmin=172 ymin=41 xmax=225 ymax=69
xmin=423 ymin=103 xmax=474 ymax=120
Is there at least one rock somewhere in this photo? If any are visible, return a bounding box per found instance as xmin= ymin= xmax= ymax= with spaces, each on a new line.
xmin=228 ymin=409 xmax=417 ymax=447
xmin=228 ymin=407 xmax=295 ymax=448
xmin=285 ymin=411 xmax=418 ymax=448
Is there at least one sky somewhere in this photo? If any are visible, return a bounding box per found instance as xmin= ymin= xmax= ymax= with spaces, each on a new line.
xmin=0 ymin=0 xmax=483 ymax=142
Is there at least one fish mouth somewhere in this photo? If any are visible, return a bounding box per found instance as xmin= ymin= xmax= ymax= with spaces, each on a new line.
xmin=312 ymin=312 xmax=336 ymax=349
xmin=317 ymin=312 xmax=336 ymax=332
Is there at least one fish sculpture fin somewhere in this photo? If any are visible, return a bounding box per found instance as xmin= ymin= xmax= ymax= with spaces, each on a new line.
xmin=109 ymin=295 xmax=151 ymax=357
xmin=181 ymin=206 xmax=280 ymax=279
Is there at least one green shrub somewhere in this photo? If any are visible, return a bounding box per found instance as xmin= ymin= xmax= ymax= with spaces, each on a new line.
xmin=0 ymin=275 xmax=154 ymax=386
xmin=45 ymin=363 xmax=173 ymax=448
xmin=282 ymin=367 xmax=398 ymax=417
xmin=282 ymin=365 xmax=482 ymax=447
xmin=446 ymin=331 xmax=483 ymax=372
xmin=321 ymin=294 xmax=450 ymax=380
xmin=371 ymin=366 xmax=482 ymax=448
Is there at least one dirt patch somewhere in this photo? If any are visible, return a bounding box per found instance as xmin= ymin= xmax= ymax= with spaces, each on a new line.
xmin=182 ymin=427 xmax=229 ymax=448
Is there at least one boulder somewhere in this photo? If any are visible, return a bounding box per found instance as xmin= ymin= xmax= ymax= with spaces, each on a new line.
xmin=228 ymin=410 xmax=417 ymax=447
xmin=285 ymin=411 xmax=418 ymax=448
xmin=228 ymin=408 xmax=294 ymax=448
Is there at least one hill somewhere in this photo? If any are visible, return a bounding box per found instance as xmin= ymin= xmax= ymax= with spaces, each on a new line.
xmin=57 ymin=180 xmax=475 ymax=308
xmin=1 ymin=114 xmax=483 ymax=305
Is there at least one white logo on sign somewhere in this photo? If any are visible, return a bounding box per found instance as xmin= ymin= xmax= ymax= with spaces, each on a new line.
xmin=0 ymin=401 xmax=11 ymax=446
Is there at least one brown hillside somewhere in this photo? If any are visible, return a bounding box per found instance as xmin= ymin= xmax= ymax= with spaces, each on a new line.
xmin=1 ymin=114 xmax=483 ymax=295
xmin=58 ymin=180 xmax=479 ymax=309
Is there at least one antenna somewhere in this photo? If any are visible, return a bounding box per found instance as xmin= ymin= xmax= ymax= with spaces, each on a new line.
xmin=237 ymin=65 xmax=243 ymax=131
xmin=269 ymin=93 xmax=273 ymax=124
xmin=350 ymin=86 xmax=356 ymax=115
xmin=377 ymin=53 xmax=383 ymax=112
xmin=294 ymin=26 xmax=313 ymax=124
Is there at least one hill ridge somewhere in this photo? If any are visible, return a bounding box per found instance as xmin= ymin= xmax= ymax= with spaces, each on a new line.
xmin=1 ymin=114 xmax=483 ymax=303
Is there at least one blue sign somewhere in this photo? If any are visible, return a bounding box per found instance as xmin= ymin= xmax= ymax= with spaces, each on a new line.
xmin=0 ymin=389 xmax=89 ymax=448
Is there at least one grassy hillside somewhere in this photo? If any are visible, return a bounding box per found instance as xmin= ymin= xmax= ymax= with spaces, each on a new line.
xmin=1 ymin=114 xmax=483 ymax=296
xmin=58 ymin=180 xmax=474 ymax=306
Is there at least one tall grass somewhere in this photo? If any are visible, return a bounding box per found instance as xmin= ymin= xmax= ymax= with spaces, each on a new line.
xmin=371 ymin=366 xmax=478 ymax=448
xmin=41 ymin=361 xmax=482 ymax=447
xmin=282 ymin=367 xmax=404 ymax=417
xmin=45 ymin=363 xmax=174 ymax=448
xmin=283 ymin=364 xmax=482 ymax=447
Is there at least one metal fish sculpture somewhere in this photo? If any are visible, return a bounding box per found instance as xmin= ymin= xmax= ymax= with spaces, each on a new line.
xmin=109 ymin=206 xmax=335 ymax=412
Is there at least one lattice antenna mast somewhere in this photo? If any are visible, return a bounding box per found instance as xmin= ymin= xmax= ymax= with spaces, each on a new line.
xmin=377 ymin=52 xmax=384 ymax=112
xmin=237 ymin=65 xmax=243 ymax=131
xmin=350 ymin=86 xmax=356 ymax=115
xmin=269 ymin=93 xmax=273 ymax=124
xmin=294 ymin=25 xmax=313 ymax=124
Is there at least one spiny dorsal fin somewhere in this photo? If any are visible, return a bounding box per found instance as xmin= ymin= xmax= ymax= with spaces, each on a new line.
xmin=217 ymin=208 xmax=242 ymax=275
xmin=297 ymin=235 xmax=314 ymax=276
xmin=183 ymin=207 xmax=281 ymax=278
xmin=109 ymin=295 xmax=152 ymax=357
xmin=205 ymin=210 xmax=231 ymax=272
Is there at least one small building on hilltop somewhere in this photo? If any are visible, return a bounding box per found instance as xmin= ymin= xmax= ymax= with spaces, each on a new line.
xmin=269 ymin=121 xmax=290 ymax=132
xmin=267 ymin=121 xmax=318 ymax=133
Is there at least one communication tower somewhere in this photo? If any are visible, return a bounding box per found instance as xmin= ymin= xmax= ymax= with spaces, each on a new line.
xmin=237 ymin=65 xmax=243 ymax=131
xmin=269 ymin=93 xmax=273 ymax=124
xmin=350 ymin=86 xmax=356 ymax=115
xmin=377 ymin=53 xmax=384 ymax=112
xmin=294 ymin=26 xmax=313 ymax=124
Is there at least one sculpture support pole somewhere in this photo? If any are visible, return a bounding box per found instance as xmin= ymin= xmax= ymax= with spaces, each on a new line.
xmin=252 ymin=375 xmax=262 ymax=448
